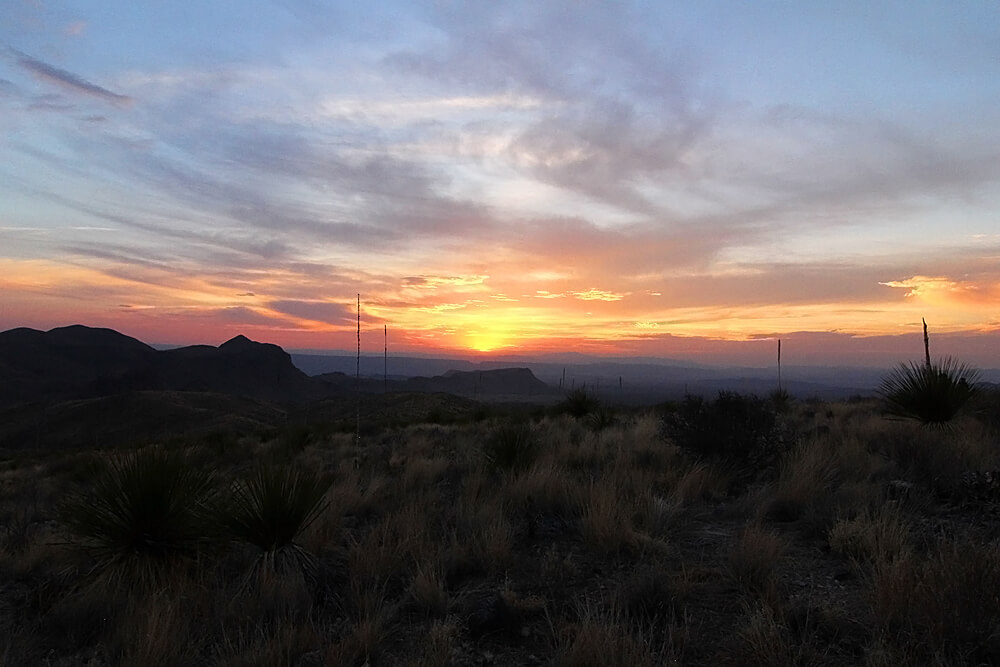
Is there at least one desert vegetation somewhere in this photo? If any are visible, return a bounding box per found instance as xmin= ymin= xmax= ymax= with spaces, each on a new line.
xmin=1 ymin=381 xmax=999 ymax=666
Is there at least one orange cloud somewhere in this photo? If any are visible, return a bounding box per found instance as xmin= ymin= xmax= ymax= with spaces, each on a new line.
xmin=572 ymin=288 xmax=627 ymax=301
xmin=880 ymin=275 xmax=1000 ymax=305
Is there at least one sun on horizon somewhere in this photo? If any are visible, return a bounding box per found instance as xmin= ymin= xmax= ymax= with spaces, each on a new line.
xmin=2 ymin=4 xmax=1000 ymax=368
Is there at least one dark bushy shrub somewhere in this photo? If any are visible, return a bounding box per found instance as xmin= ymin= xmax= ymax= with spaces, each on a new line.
xmin=661 ymin=391 xmax=787 ymax=467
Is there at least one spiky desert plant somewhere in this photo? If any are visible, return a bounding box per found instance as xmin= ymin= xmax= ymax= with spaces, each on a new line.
xmin=562 ymin=387 xmax=600 ymax=418
xmin=878 ymin=357 xmax=980 ymax=425
xmin=586 ymin=404 xmax=617 ymax=432
xmin=219 ymin=465 xmax=330 ymax=581
xmin=59 ymin=447 xmax=217 ymax=588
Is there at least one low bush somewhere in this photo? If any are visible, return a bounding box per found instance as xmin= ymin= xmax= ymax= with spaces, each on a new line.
xmin=661 ymin=391 xmax=788 ymax=469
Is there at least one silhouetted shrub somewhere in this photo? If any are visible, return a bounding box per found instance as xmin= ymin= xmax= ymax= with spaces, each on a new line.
xmin=769 ymin=388 xmax=792 ymax=413
xmin=218 ymin=465 xmax=330 ymax=581
xmin=661 ymin=391 xmax=786 ymax=467
xmin=879 ymin=358 xmax=980 ymax=426
xmin=561 ymin=387 xmax=600 ymax=418
xmin=59 ymin=447 xmax=217 ymax=588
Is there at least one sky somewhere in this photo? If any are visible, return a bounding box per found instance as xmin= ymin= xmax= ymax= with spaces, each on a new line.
xmin=2 ymin=1 xmax=1000 ymax=367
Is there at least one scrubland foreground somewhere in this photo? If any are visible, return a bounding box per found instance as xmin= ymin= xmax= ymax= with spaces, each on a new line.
xmin=2 ymin=391 xmax=1000 ymax=666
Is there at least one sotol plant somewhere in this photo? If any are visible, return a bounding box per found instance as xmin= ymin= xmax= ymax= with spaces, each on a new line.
xmin=562 ymin=387 xmax=600 ymax=418
xmin=219 ymin=465 xmax=331 ymax=581
xmin=878 ymin=319 xmax=980 ymax=425
xmin=879 ymin=357 xmax=980 ymax=426
xmin=59 ymin=447 xmax=217 ymax=588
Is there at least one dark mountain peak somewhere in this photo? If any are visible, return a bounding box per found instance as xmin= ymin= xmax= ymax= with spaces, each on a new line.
xmin=219 ymin=334 xmax=256 ymax=350
xmin=0 ymin=324 xmax=153 ymax=353
xmin=218 ymin=335 xmax=289 ymax=363
xmin=47 ymin=324 xmax=154 ymax=350
xmin=0 ymin=325 xmax=321 ymax=407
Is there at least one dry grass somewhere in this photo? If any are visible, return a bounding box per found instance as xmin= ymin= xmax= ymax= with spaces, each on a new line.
xmin=869 ymin=537 xmax=1000 ymax=662
xmin=671 ymin=461 xmax=728 ymax=505
xmin=557 ymin=599 xmax=680 ymax=667
xmin=216 ymin=621 xmax=319 ymax=667
xmin=407 ymin=562 xmax=449 ymax=618
xmin=728 ymin=522 xmax=787 ymax=603
xmin=581 ymin=479 xmax=639 ymax=555
xmin=763 ymin=431 xmax=884 ymax=534
xmin=4 ymin=396 xmax=1000 ymax=665
xmin=828 ymin=505 xmax=911 ymax=566
xmin=116 ymin=591 xmax=200 ymax=667
xmin=411 ymin=619 xmax=460 ymax=667
xmin=505 ymin=460 xmax=583 ymax=523
xmin=731 ymin=600 xmax=801 ymax=667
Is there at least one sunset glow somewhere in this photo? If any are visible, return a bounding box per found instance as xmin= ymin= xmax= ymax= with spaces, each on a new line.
xmin=3 ymin=3 xmax=1000 ymax=366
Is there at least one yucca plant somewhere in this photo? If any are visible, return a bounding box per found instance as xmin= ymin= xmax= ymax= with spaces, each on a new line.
xmin=59 ymin=447 xmax=217 ymax=588
xmin=218 ymin=465 xmax=331 ymax=582
xmin=878 ymin=357 xmax=980 ymax=426
xmin=562 ymin=387 xmax=600 ymax=418
xmin=586 ymin=405 xmax=617 ymax=432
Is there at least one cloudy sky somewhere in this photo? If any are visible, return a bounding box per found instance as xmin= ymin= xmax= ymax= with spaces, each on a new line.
xmin=2 ymin=2 xmax=999 ymax=365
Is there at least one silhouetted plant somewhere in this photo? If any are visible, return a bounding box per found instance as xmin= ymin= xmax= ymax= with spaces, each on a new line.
xmin=562 ymin=387 xmax=600 ymax=418
xmin=59 ymin=447 xmax=216 ymax=588
xmin=878 ymin=357 xmax=980 ymax=426
xmin=483 ymin=421 xmax=538 ymax=473
xmin=219 ymin=465 xmax=330 ymax=582
xmin=586 ymin=405 xmax=617 ymax=432
xmin=661 ymin=391 xmax=785 ymax=466
xmin=769 ymin=388 xmax=792 ymax=413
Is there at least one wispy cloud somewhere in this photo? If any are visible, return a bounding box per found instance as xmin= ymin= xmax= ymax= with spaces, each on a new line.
xmin=12 ymin=50 xmax=133 ymax=107
xmin=3 ymin=3 xmax=1000 ymax=362
xmin=267 ymin=299 xmax=355 ymax=325
xmin=573 ymin=288 xmax=626 ymax=302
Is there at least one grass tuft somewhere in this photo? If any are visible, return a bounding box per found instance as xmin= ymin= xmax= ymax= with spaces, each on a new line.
xmin=483 ymin=421 xmax=539 ymax=473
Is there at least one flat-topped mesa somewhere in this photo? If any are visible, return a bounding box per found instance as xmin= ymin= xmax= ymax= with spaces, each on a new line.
xmin=440 ymin=368 xmax=550 ymax=394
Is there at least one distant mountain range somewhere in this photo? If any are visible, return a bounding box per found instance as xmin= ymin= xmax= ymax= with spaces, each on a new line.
xmin=4 ymin=324 xmax=998 ymax=450
xmin=0 ymin=325 xmax=555 ymax=409
xmin=291 ymin=353 xmax=890 ymax=403
xmin=315 ymin=367 xmax=558 ymax=400
xmin=0 ymin=325 xmax=321 ymax=407
xmin=5 ymin=325 xmax=996 ymax=414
